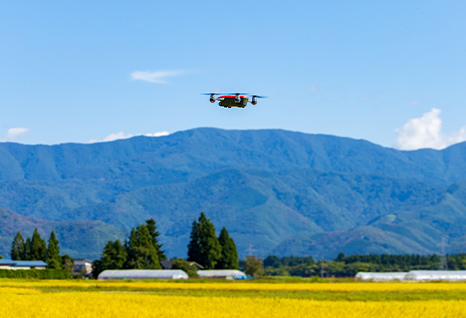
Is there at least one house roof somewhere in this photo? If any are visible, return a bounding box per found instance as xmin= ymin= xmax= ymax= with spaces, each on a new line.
xmin=98 ymin=269 xmax=188 ymax=280
xmin=0 ymin=259 xmax=16 ymax=265
xmin=74 ymin=259 xmax=93 ymax=265
xmin=0 ymin=259 xmax=47 ymax=267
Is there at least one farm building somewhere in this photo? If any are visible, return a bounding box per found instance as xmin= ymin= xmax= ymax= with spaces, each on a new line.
xmin=355 ymin=272 xmax=407 ymax=281
xmin=98 ymin=269 xmax=188 ymax=280
xmin=0 ymin=259 xmax=47 ymax=270
xmin=198 ymin=270 xmax=248 ymax=280
xmin=404 ymin=270 xmax=466 ymax=281
xmin=73 ymin=259 xmax=93 ymax=275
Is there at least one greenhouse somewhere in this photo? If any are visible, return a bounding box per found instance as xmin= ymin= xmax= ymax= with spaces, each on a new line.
xmin=198 ymin=270 xmax=248 ymax=280
xmin=404 ymin=270 xmax=466 ymax=281
xmin=355 ymin=272 xmax=407 ymax=281
xmin=98 ymin=269 xmax=188 ymax=280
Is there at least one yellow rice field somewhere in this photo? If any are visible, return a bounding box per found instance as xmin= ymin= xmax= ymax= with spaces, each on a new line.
xmin=2 ymin=279 xmax=466 ymax=292
xmin=0 ymin=281 xmax=465 ymax=317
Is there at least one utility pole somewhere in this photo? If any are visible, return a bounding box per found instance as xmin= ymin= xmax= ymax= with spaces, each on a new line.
xmin=440 ymin=237 xmax=448 ymax=270
xmin=320 ymin=257 xmax=325 ymax=278
xmin=246 ymin=242 xmax=257 ymax=257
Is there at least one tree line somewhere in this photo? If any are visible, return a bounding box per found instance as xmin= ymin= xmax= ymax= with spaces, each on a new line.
xmin=10 ymin=229 xmax=73 ymax=273
xmin=93 ymin=212 xmax=239 ymax=277
xmin=9 ymin=219 xmax=465 ymax=279
xmin=262 ymin=252 xmax=466 ymax=277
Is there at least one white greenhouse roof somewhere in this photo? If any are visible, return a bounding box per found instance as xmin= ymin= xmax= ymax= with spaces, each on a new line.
xmin=98 ymin=269 xmax=188 ymax=280
xmin=355 ymin=272 xmax=407 ymax=281
xmin=198 ymin=270 xmax=247 ymax=279
xmin=404 ymin=270 xmax=466 ymax=281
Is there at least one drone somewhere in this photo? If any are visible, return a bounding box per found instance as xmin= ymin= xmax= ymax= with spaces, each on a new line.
xmin=202 ymin=93 xmax=266 ymax=108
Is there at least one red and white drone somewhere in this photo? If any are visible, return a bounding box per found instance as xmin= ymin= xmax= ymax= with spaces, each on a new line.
xmin=202 ymin=93 xmax=266 ymax=108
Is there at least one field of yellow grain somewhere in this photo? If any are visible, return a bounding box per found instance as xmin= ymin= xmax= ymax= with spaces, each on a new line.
xmin=0 ymin=281 xmax=465 ymax=317
xmin=2 ymin=279 xmax=466 ymax=292
xmin=0 ymin=292 xmax=465 ymax=318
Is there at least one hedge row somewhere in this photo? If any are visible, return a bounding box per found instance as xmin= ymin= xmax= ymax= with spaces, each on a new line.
xmin=0 ymin=269 xmax=71 ymax=279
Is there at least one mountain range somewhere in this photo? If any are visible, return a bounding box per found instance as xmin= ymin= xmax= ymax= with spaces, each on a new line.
xmin=0 ymin=128 xmax=465 ymax=260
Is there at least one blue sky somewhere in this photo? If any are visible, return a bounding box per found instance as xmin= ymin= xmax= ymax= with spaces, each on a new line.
xmin=1 ymin=1 xmax=466 ymax=149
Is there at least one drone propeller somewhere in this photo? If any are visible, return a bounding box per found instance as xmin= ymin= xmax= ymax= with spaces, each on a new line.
xmin=202 ymin=92 xmax=253 ymax=96
xmin=251 ymin=95 xmax=267 ymax=98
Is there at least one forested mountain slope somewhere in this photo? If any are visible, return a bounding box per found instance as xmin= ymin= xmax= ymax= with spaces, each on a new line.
xmin=0 ymin=128 xmax=465 ymax=259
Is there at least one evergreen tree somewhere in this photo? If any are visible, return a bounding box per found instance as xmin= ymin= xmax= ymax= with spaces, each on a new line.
xmin=24 ymin=237 xmax=32 ymax=260
xmin=28 ymin=229 xmax=47 ymax=261
xmin=11 ymin=231 xmax=25 ymax=260
xmin=46 ymin=231 xmax=62 ymax=269
xmin=93 ymin=240 xmax=127 ymax=277
xmin=187 ymin=220 xmax=201 ymax=262
xmin=187 ymin=212 xmax=221 ymax=269
xmin=146 ymin=218 xmax=166 ymax=261
xmin=216 ymin=227 xmax=239 ymax=269
xmin=125 ymin=224 xmax=160 ymax=269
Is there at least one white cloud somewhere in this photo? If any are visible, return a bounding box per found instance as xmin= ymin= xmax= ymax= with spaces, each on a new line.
xmin=103 ymin=132 xmax=134 ymax=142
xmin=395 ymin=108 xmax=466 ymax=150
xmin=3 ymin=127 xmax=29 ymax=142
xmin=130 ymin=70 xmax=184 ymax=84
xmin=89 ymin=131 xmax=170 ymax=143
xmin=145 ymin=131 xmax=169 ymax=137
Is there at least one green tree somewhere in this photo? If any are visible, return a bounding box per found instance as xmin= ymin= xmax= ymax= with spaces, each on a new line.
xmin=187 ymin=219 xmax=201 ymax=262
xmin=243 ymin=255 xmax=264 ymax=278
xmin=24 ymin=237 xmax=32 ymax=260
xmin=171 ymin=258 xmax=199 ymax=278
xmin=187 ymin=212 xmax=221 ymax=269
xmin=93 ymin=240 xmax=128 ymax=277
xmin=11 ymin=231 xmax=25 ymax=260
xmin=125 ymin=224 xmax=160 ymax=269
xmin=146 ymin=218 xmax=166 ymax=261
xmin=46 ymin=231 xmax=62 ymax=269
xmin=216 ymin=227 xmax=239 ymax=269
xmin=28 ymin=229 xmax=47 ymax=261
xmin=61 ymin=254 xmax=74 ymax=276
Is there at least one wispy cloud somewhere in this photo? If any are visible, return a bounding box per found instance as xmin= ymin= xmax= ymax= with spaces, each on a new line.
xmin=145 ymin=131 xmax=169 ymax=137
xmin=395 ymin=108 xmax=466 ymax=150
xmin=130 ymin=70 xmax=185 ymax=84
xmin=2 ymin=127 xmax=29 ymax=142
xmin=89 ymin=131 xmax=170 ymax=143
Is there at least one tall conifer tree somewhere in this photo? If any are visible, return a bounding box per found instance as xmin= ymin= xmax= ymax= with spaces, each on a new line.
xmin=187 ymin=219 xmax=201 ymax=262
xmin=24 ymin=237 xmax=32 ymax=260
xmin=11 ymin=231 xmax=25 ymax=260
xmin=125 ymin=224 xmax=160 ymax=269
xmin=28 ymin=229 xmax=47 ymax=261
xmin=46 ymin=231 xmax=62 ymax=269
xmin=216 ymin=227 xmax=239 ymax=269
xmin=146 ymin=218 xmax=166 ymax=261
xmin=187 ymin=212 xmax=221 ymax=269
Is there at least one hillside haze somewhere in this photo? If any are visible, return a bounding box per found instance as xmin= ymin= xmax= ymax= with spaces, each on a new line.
xmin=0 ymin=128 xmax=465 ymax=259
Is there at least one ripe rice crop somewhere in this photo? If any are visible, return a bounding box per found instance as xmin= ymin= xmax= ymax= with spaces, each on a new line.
xmin=1 ymin=281 xmax=465 ymax=317
xmin=2 ymin=280 xmax=466 ymax=292
xmin=0 ymin=293 xmax=465 ymax=318
xmin=0 ymin=287 xmax=41 ymax=294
